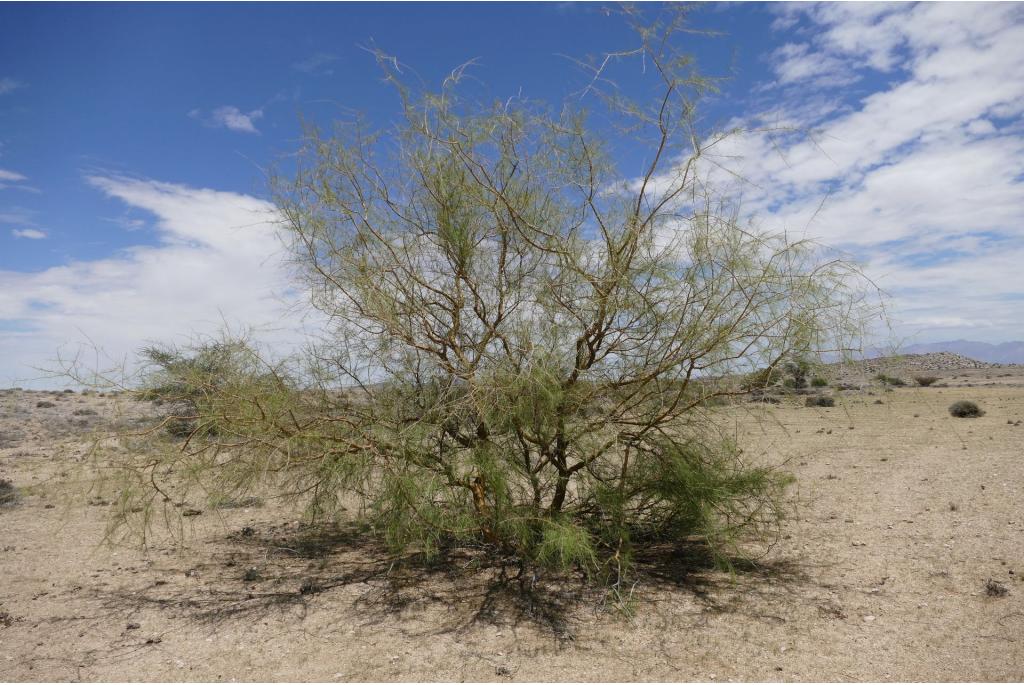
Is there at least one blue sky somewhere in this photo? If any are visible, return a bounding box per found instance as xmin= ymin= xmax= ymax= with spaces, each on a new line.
xmin=2 ymin=2 xmax=1023 ymax=386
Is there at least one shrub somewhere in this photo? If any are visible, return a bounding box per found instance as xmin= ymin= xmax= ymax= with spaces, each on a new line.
xmin=805 ymin=396 xmax=835 ymax=408
xmin=875 ymin=373 xmax=906 ymax=386
xmin=810 ymin=377 xmax=828 ymax=388
xmin=35 ymin=400 xmax=55 ymax=408
xmin=914 ymin=376 xmax=939 ymax=387
xmin=89 ymin=9 xmax=876 ymax=583
xmin=783 ymin=359 xmax=811 ymax=390
xmin=949 ymin=400 xmax=984 ymax=418
xmin=0 ymin=479 xmax=18 ymax=506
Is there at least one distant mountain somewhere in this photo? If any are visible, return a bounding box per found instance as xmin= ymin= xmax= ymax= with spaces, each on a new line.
xmin=900 ymin=340 xmax=1024 ymax=364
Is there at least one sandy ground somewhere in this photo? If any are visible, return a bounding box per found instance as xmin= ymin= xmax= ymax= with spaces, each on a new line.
xmin=1 ymin=371 xmax=1022 ymax=682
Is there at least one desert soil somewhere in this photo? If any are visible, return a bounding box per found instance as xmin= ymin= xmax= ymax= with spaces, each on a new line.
xmin=1 ymin=363 xmax=1022 ymax=682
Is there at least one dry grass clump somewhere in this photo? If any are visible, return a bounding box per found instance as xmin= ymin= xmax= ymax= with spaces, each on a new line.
xmin=914 ymin=375 xmax=940 ymax=387
xmin=0 ymin=479 xmax=19 ymax=506
xmin=805 ymin=396 xmax=836 ymax=408
xmin=949 ymin=400 xmax=984 ymax=418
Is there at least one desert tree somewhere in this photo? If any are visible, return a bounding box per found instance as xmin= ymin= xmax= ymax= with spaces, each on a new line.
xmin=94 ymin=8 xmax=875 ymax=585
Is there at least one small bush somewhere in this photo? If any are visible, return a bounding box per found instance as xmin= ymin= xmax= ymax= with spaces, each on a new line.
xmin=914 ymin=376 xmax=939 ymax=387
xmin=35 ymin=400 xmax=55 ymax=408
xmin=0 ymin=479 xmax=18 ymax=506
xmin=875 ymin=373 xmax=906 ymax=386
xmin=810 ymin=377 xmax=828 ymax=388
xmin=949 ymin=400 xmax=984 ymax=418
xmin=783 ymin=358 xmax=811 ymax=389
xmin=805 ymin=396 xmax=835 ymax=407
xmin=72 ymin=408 xmax=98 ymax=416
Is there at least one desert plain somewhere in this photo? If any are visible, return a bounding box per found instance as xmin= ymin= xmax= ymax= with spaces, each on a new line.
xmin=0 ymin=355 xmax=1022 ymax=682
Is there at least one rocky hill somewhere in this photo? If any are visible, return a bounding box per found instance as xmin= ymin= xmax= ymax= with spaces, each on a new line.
xmin=901 ymin=340 xmax=1024 ymax=364
xmin=855 ymin=352 xmax=1003 ymax=373
xmin=826 ymin=352 xmax=1009 ymax=383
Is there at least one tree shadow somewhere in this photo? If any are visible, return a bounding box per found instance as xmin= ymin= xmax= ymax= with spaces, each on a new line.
xmin=84 ymin=522 xmax=814 ymax=645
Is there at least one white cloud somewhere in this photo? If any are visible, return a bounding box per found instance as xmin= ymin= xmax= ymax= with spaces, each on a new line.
xmin=0 ymin=207 xmax=37 ymax=226
xmin=10 ymin=228 xmax=46 ymax=240
xmin=0 ymin=168 xmax=37 ymax=192
xmin=0 ymin=169 xmax=27 ymax=182
xmin=189 ymin=106 xmax=264 ymax=134
xmin=0 ymin=77 xmax=23 ymax=95
xmin=0 ymin=177 xmax=315 ymax=387
xmin=292 ymin=53 xmax=339 ymax=74
xmin=770 ymin=43 xmax=859 ymax=87
xmin=683 ymin=2 xmax=1024 ymax=344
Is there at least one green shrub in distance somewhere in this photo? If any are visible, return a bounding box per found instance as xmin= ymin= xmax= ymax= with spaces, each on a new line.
xmin=949 ymin=400 xmax=984 ymax=418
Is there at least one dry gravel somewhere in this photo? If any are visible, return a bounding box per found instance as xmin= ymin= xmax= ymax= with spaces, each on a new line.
xmin=0 ymin=368 xmax=1022 ymax=682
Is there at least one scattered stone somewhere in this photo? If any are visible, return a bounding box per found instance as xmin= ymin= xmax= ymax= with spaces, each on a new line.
xmin=299 ymin=578 xmax=323 ymax=595
xmin=985 ymin=579 xmax=1009 ymax=597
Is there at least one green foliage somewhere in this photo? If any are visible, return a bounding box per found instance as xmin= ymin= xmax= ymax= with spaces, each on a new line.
xmin=949 ymin=400 xmax=984 ymax=418
xmin=783 ymin=359 xmax=811 ymax=390
xmin=810 ymin=377 xmax=828 ymax=388
xmin=875 ymin=373 xmax=906 ymax=387
xmin=87 ymin=8 xmax=877 ymax=583
xmin=536 ymin=518 xmax=597 ymax=572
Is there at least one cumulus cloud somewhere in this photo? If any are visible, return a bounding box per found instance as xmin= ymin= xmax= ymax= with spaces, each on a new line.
xmin=669 ymin=2 xmax=1024 ymax=343
xmin=10 ymin=228 xmax=46 ymax=239
xmin=189 ymin=105 xmax=264 ymax=134
xmin=0 ymin=177 xmax=315 ymax=387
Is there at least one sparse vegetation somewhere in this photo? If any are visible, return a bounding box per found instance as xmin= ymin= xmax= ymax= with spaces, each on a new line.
xmin=783 ymin=359 xmax=812 ymax=390
xmin=914 ymin=375 xmax=940 ymax=387
xmin=875 ymin=373 xmax=906 ymax=387
xmin=810 ymin=377 xmax=828 ymax=388
xmin=81 ymin=9 xmax=875 ymax=586
xmin=0 ymin=479 xmax=18 ymax=506
xmin=805 ymin=396 xmax=835 ymax=408
xmin=949 ymin=400 xmax=984 ymax=418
